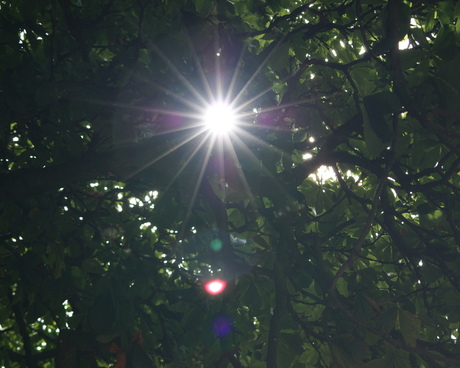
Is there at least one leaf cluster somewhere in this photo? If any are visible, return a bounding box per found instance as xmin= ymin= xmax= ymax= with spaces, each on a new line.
xmin=1 ymin=0 xmax=460 ymax=367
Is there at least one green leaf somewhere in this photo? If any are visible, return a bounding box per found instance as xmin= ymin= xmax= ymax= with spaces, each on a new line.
xmin=383 ymin=341 xmax=411 ymax=367
xmin=378 ymin=305 xmax=397 ymax=334
xmin=420 ymin=263 xmax=443 ymax=284
xmin=366 ymin=358 xmax=393 ymax=368
xmin=96 ymin=332 xmax=120 ymax=343
xmin=82 ymin=258 xmax=105 ymax=274
xmin=332 ymin=336 xmax=369 ymax=368
xmin=278 ymin=332 xmax=304 ymax=367
xmin=1 ymin=2 xmax=460 ymax=367
xmin=299 ymin=344 xmax=319 ymax=366
xmin=435 ymin=54 xmax=460 ymax=110
xmin=363 ymin=91 xmax=400 ymax=143
xmin=398 ymin=310 xmax=421 ymax=347
xmin=88 ymin=291 xmax=117 ymax=334
xmin=35 ymin=81 xmax=58 ymax=107
xmin=269 ymin=42 xmax=290 ymax=73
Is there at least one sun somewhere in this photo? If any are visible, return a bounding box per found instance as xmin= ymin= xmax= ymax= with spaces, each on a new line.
xmin=203 ymin=101 xmax=237 ymax=135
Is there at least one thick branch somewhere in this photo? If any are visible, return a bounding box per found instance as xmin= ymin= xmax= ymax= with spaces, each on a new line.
xmin=201 ymin=178 xmax=236 ymax=280
xmin=267 ymin=220 xmax=292 ymax=368
xmin=56 ymin=329 xmax=110 ymax=368
xmin=266 ymin=259 xmax=287 ymax=368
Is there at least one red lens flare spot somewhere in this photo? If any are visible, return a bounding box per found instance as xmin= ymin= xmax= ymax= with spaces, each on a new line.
xmin=204 ymin=279 xmax=227 ymax=295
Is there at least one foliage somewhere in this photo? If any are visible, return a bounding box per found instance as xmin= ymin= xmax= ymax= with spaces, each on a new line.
xmin=1 ymin=0 xmax=460 ymax=367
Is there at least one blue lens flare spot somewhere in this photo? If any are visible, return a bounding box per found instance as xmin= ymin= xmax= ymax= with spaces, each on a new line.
xmin=210 ymin=238 xmax=223 ymax=251
xmin=212 ymin=315 xmax=233 ymax=337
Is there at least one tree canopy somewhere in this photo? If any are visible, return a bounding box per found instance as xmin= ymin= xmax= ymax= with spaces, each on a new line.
xmin=1 ymin=0 xmax=460 ymax=367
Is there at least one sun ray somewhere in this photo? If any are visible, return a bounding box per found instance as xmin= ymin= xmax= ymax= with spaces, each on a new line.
xmin=180 ymin=21 xmax=215 ymax=102
xmin=122 ymin=128 xmax=207 ymax=181
xmin=257 ymin=99 xmax=315 ymax=114
xmin=229 ymin=129 xmax=295 ymax=200
xmin=233 ymin=77 xmax=312 ymax=115
xmin=230 ymin=36 xmax=287 ymax=109
xmin=225 ymin=45 xmax=248 ymax=106
xmin=221 ymin=132 xmax=258 ymax=209
xmin=145 ymin=39 xmax=209 ymax=106
xmin=208 ymin=131 xmax=229 ymax=202
xmin=214 ymin=26 xmax=223 ymax=103
xmin=142 ymin=107 xmax=202 ymax=122
xmin=179 ymin=135 xmax=217 ymax=237
xmin=83 ymin=95 xmax=205 ymax=138
xmin=144 ymin=79 xmax=205 ymax=113
xmin=160 ymin=131 xmax=214 ymax=195
xmin=80 ymin=95 xmax=200 ymax=120
xmin=216 ymin=137 xmax=226 ymax=188
xmin=115 ymin=28 xmax=306 ymax=234
xmin=233 ymin=99 xmax=317 ymax=138
xmin=235 ymin=127 xmax=288 ymax=157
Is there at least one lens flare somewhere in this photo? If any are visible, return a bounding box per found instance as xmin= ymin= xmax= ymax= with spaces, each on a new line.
xmin=212 ymin=314 xmax=233 ymax=337
xmin=204 ymin=102 xmax=236 ymax=134
xmin=210 ymin=238 xmax=223 ymax=252
xmin=204 ymin=279 xmax=227 ymax=295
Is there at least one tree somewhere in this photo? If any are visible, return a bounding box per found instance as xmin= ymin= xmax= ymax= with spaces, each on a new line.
xmin=1 ymin=0 xmax=460 ymax=367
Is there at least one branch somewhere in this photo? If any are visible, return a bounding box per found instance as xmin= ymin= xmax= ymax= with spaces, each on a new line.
xmin=384 ymin=0 xmax=458 ymax=161
xmin=56 ymin=329 xmax=112 ymax=368
xmin=286 ymin=301 xmax=326 ymax=342
xmin=266 ymin=260 xmax=286 ymax=368
xmin=289 ymin=113 xmax=364 ymax=186
xmin=334 ymin=301 xmax=460 ymax=366
xmin=329 ymin=154 xmax=395 ymax=295
xmin=201 ymin=178 xmax=236 ymax=280
xmin=380 ymin=189 xmax=433 ymax=314
xmin=266 ymin=219 xmax=294 ymax=368
xmin=234 ymin=1 xmax=316 ymax=38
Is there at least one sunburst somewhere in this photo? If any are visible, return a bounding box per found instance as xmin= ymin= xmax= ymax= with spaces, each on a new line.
xmin=118 ymin=26 xmax=306 ymax=243
xmin=203 ymin=101 xmax=238 ymax=135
